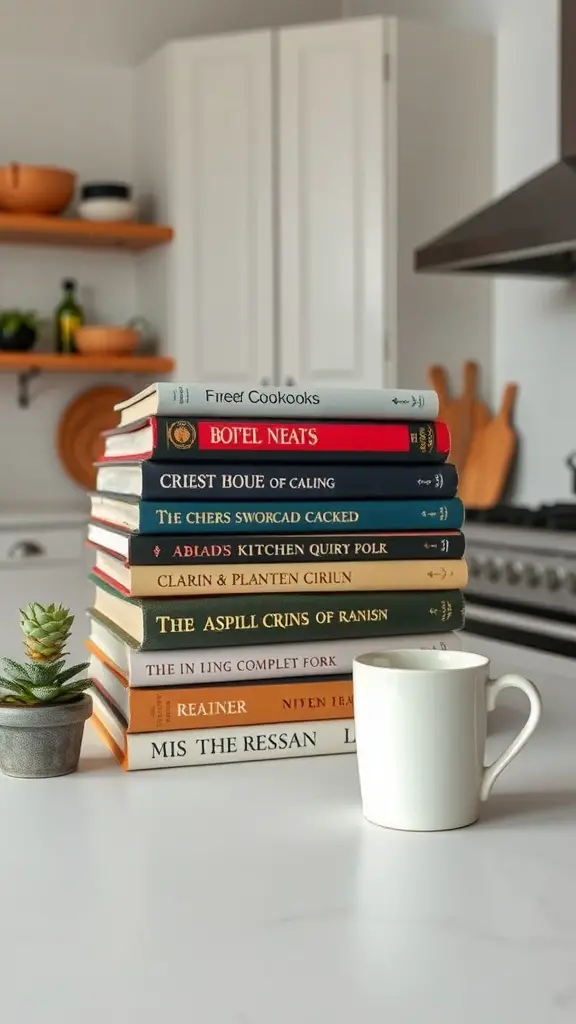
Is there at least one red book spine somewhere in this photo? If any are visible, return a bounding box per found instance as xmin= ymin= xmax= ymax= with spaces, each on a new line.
xmin=177 ymin=419 xmax=450 ymax=454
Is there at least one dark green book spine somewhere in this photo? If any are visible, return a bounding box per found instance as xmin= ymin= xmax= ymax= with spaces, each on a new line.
xmin=143 ymin=589 xmax=465 ymax=649
xmin=90 ymin=576 xmax=464 ymax=650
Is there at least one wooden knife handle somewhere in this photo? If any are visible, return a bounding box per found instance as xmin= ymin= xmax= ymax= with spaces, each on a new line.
xmin=462 ymin=360 xmax=479 ymax=397
xmin=499 ymin=383 xmax=518 ymax=422
xmin=427 ymin=365 xmax=449 ymax=406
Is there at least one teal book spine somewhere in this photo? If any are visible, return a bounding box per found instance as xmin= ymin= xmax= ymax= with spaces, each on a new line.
xmin=136 ymin=498 xmax=464 ymax=534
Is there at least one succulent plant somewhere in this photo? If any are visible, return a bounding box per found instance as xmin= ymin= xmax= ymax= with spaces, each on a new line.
xmin=0 ymin=603 xmax=90 ymax=705
xmin=20 ymin=602 xmax=74 ymax=662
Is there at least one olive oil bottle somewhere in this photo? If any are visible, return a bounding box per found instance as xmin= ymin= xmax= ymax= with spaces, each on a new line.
xmin=55 ymin=278 xmax=84 ymax=353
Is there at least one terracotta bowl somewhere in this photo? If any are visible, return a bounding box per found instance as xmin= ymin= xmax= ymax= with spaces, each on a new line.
xmin=0 ymin=163 xmax=76 ymax=215
xmin=75 ymin=325 xmax=139 ymax=356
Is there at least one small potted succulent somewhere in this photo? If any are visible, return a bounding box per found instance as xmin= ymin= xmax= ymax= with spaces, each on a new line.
xmin=0 ymin=603 xmax=92 ymax=778
xmin=0 ymin=309 xmax=38 ymax=351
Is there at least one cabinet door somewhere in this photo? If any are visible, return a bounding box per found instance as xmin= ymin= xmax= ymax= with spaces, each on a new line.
xmin=171 ymin=33 xmax=274 ymax=386
xmin=279 ymin=18 xmax=386 ymax=389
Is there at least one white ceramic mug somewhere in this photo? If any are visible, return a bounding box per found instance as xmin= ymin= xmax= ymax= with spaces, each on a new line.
xmin=352 ymin=649 xmax=542 ymax=832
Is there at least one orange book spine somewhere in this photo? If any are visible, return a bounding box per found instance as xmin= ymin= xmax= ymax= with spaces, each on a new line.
xmin=132 ymin=678 xmax=352 ymax=732
xmin=92 ymin=713 xmax=129 ymax=770
xmin=92 ymin=660 xmax=353 ymax=733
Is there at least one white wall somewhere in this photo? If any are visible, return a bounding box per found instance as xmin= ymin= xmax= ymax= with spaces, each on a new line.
xmin=493 ymin=1 xmax=572 ymax=504
xmin=393 ymin=19 xmax=494 ymax=396
xmin=0 ymin=0 xmax=342 ymax=67
xmin=345 ymin=0 xmax=520 ymax=31
xmin=0 ymin=58 xmax=136 ymax=512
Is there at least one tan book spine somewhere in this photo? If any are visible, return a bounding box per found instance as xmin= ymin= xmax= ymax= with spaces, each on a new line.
xmin=93 ymin=661 xmax=354 ymax=733
xmin=124 ymin=559 xmax=468 ymax=596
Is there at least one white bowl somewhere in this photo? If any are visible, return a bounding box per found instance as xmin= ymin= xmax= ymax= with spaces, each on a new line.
xmin=77 ymin=198 xmax=137 ymax=222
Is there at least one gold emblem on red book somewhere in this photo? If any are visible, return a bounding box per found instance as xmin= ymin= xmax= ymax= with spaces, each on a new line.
xmin=166 ymin=420 xmax=196 ymax=450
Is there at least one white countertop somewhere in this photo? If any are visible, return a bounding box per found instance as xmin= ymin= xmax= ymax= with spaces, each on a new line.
xmin=1 ymin=634 xmax=575 ymax=1023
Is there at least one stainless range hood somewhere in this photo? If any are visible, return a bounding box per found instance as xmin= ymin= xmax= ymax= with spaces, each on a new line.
xmin=415 ymin=0 xmax=576 ymax=278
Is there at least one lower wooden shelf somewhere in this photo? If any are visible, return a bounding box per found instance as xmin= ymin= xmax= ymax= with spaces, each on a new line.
xmin=0 ymin=352 xmax=174 ymax=407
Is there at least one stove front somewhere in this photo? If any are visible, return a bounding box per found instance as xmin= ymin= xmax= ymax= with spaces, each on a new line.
xmin=464 ymin=505 xmax=576 ymax=659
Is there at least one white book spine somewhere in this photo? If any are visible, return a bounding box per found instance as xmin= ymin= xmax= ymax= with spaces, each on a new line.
xmin=125 ymin=632 xmax=462 ymax=686
xmin=129 ymin=719 xmax=355 ymax=769
xmin=152 ymin=383 xmax=439 ymax=420
xmin=94 ymin=691 xmax=355 ymax=770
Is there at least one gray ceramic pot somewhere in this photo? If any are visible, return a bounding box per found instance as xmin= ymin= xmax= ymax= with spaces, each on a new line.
xmin=0 ymin=694 xmax=92 ymax=778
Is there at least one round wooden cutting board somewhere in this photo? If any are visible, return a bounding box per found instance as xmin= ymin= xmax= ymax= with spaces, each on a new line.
xmin=56 ymin=385 xmax=131 ymax=490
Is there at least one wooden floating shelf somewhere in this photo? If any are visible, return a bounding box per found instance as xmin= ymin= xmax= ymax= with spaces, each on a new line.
xmin=0 ymin=214 xmax=173 ymax=251
xmin=0 ymin=353 xmax=174 ymax=373
xmin=0 ymin=353 xmax=174 ymax=407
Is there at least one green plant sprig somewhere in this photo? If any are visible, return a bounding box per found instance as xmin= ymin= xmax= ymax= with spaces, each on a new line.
xmin=0 ymin=603 xmax=90 ymax=706
xmin=0 ymin=309 xmax=38 ymax=337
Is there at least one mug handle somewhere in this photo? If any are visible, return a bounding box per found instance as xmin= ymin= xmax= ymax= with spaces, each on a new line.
xmin=480 ymin=674 xmax=542 ymax=802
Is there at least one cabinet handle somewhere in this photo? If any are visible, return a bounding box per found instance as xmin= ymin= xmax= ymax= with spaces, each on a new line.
xmin=285 ymin=376 xmax=296 ymax=387
xmin=7 ymin=540 xmax=46 ymax=560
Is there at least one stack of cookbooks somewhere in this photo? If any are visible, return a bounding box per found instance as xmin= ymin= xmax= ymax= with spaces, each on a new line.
xmin=86 ymin=381 xmax=466 ymax=771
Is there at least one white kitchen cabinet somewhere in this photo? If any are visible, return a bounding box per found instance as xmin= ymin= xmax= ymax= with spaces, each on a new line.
xmin=134 ymin=17 xmax=492 ymax=392
xmin=135 ymin=32 xmax=274 ymax=389
xmin=279 ymin=19 xmax=384 ymax=389
xmin=169 ymin=32 xmax=274 ymax=388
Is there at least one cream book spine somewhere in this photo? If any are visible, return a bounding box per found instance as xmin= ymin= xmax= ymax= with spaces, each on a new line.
xmin=87 ymin=622 xmax=462 ymax=687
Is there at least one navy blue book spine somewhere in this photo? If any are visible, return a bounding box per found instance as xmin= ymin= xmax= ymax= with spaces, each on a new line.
xmin=135 ymin=462 xmax=458 ymax=500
